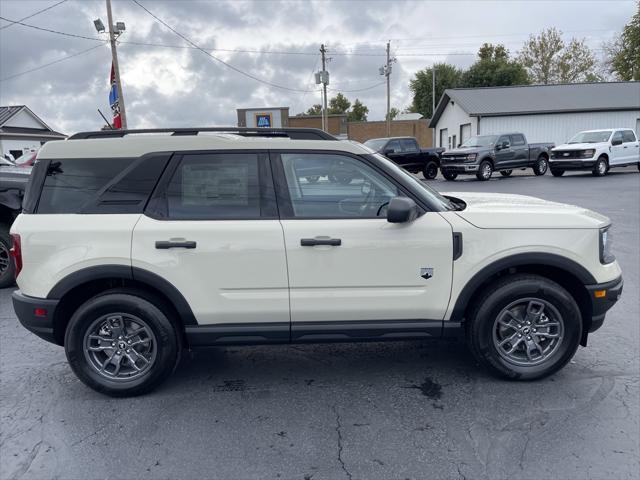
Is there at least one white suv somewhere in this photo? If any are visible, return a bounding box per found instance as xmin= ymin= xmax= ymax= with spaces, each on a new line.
xmin=550 ymin=128 xmax=640 ymax=176
xmin=10 ymin=128 xmax=623 ymax=396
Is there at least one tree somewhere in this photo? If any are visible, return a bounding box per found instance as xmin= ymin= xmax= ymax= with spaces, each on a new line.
xmin=328 ymin=93 xmax=351 ymax=114
xmin=462 ymin=43 xmax=530 ymax=87
xmin=409 ymin=63 xmax=463 ymax=119
xmin=604 ymin=3 xmax=640 ymax=80
xmin=518 ymin=28 xmax=598 ymax=84
xmin=304 ymin=104 xmax=322 ymax=115
xmin=348 ymin=99 xmax=369 ymax=121
xmin=385 ymin=107 xmax=400 ymax=121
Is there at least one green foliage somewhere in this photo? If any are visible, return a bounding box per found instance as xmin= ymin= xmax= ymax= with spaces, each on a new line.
xmin=348 ymin=99 xmax=369 ymax=121
xmin=462 ymin=43 xmax=530 ymax=87
xmin=605 ymin=3 xmax=640 ymax=80
xmin=386 ymin=107 xmax=400 ymax=121
xmin=409 ymin=63 xmax=463 ymax=119
xmin=518 ymin=28 xmax=598 ymax=84
xmin=304 ymin=104 xmax=322 ymax=115
xmin=328 ymin=93 xmax=351 ymax=114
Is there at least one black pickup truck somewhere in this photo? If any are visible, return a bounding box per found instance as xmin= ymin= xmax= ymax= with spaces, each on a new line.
xmin=0 ymin=165 xmax=30 ymax=287
xmin=439 ymin=132 xmax=554 ymax=181
xmin=364 ymin=137 xmax=445 ymax=179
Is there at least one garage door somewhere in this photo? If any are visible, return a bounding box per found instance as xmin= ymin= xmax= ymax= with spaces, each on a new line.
xmin=461 ymin=124 xmax=471 ymax=144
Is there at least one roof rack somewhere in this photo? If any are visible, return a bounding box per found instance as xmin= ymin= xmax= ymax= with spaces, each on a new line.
xmin=68 ymin=127 xmax=337 ymax=141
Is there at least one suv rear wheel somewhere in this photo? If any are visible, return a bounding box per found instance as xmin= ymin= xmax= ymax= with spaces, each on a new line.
xmin=65 ymin=292 xmax=180 ymax=397
xmin=476 ymin=160 xmax=493 ymax=181
xmin=466 ymin=274 xmax=581 ymax=380
xmin=0 ymin=226 xmax=15 ymax=288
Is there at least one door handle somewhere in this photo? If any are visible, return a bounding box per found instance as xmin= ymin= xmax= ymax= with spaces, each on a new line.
xmin=301 ymin=238 xmax=342 ymax=247
xmin=155 ymin=240 xmax=197 ymax=249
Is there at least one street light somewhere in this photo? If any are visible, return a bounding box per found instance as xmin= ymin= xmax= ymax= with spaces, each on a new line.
xmin=93 ymin=18 xmax=105 ymax=33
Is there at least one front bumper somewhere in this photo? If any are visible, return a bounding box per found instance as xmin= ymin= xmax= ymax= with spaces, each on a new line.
xmin=585 ymin=276 xmax=623 ymax=333
xmin=12 ymin=291 xmax=60 ymax=345
xmin=549 ymin=159 xmax=596 ymax=170
xmin=440 ymin=163 xmax=479 ymax=173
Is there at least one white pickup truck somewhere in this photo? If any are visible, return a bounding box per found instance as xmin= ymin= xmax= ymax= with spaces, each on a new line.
xmin=550 ymin=128 xmax=640 ymax=177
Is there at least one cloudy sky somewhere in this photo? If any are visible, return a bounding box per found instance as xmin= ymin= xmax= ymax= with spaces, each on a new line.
xmin=0 ymin=0 xmax=636 ymax=134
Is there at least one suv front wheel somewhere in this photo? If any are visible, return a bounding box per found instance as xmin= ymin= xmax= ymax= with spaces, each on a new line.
xmin=466 ymin=274 xmax=581 ymax=380
xmin=65 ymin=292 xmax=181 ymax=396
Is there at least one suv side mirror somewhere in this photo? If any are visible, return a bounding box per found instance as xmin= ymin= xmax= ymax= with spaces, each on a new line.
xmin=611 ymin=137 xmax=623 ymax=146
xmin=387 ymin=197 xmax=419 ymax=223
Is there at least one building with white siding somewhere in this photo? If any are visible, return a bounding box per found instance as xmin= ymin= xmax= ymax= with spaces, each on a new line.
xmin=429 ymin=82 xmax=640 ymax=150
xmin=0 ymin=105 xmax=65 ymax=160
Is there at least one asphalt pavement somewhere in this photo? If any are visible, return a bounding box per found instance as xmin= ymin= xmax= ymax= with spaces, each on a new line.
xmin=1 ymin=168 xmax=638 ymax=480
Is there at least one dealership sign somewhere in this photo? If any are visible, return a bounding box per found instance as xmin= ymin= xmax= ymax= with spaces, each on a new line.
xmin=255 ymin=113 xmax=272 ymax=128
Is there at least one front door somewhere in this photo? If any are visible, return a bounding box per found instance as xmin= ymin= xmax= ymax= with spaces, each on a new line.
xmin=132 ymin=151 xmax=290 ymax=332
xmin=494 ymin=135 xmax=515 ymax=169
xmin=272 ymin=151 xmax=453 ymax=334
xmin=610 ymin=131 xmax=625 ymax=165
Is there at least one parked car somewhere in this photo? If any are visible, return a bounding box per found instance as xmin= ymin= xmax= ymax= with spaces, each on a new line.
xmin=550 ymin=129 xmax=640 ymax=177
xmin=440 ymin=133 xmax=554 ymax=181
xmin=364 ymin=137 xmax=444 ymax=179
xmin=10 ymin=127 xmax=622 ymax=396
xmin=13 ymin=149 xmax=39 ymax=168
xmin=0 ymin=164 xmax=30 ymax=287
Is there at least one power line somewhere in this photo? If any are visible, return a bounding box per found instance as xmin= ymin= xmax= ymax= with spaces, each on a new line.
xmin=0 ymin=16 xmax=103 ymax=41
xmin=0 ymin=0 xmax=68 ymax=30
xmin=0 ymin=43 xmax=107 ymax=82
xmin=130 ymin=0 xmax=312 ymax=93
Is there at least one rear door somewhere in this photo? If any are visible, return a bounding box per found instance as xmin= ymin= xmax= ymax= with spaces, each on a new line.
xmin=272 ymin=151 xmax=453 ymax=336
xmin=621 ymin=130 xmax=639 ymax=163
xmin=509 ymin=134 xmax=528 ymax=166
xmin=132 ymin=151 xmax=289 ymax=335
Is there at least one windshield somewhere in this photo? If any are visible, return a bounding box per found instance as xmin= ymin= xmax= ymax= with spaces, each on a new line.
xmin=371 ymin=153 xmax=455 ymax=211
xmin=568 ymin=131 xmax=612 ymax=144
xmin=459 ymin=135 xmax=498 ymax=148
xmin=364 ymin=139 xmax=388 ymax=151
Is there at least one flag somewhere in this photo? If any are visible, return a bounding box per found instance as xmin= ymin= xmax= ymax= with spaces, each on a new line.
xmin=109 ymin=63 xmax=122 ymax=129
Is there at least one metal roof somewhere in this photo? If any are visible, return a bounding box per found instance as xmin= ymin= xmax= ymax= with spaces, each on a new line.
xmin=0 ymin=105 xmax=24 ymax=126
xmin=429 ymin=81 xmax=640 ymax=127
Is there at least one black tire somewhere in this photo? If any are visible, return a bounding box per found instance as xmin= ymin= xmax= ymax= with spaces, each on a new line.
xmin=551 ymin=169 xmax=565 ymax=177
xmin=500 ymin=170 xmax=513 ymax=177
xmin=442 ymin=170 xmax=458 ymax=181
xmin=305 ymin=175 xmax=320 ymax=184
xmin=0 ymin=225 xmax=15 ymax=289
xmin=422 ymin=160 xmax=439 ymax=180
xmin=533 ymin=155 xmax=549 ymax=176
xmin=476 ymin=160 xmax=493 ymax=181
xmin=65 ymin=292 xmax=181 ymax=397
xmin=466 ymin=274 xmax=582 ymax=381
xmin=592 ymin=156 xmax=608 ymax=177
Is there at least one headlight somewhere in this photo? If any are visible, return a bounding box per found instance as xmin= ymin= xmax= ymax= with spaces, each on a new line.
xmin=465 ymin=153 xmax=477 ymax=162
xmin=581 ymin=149 xmax=596 ymax=158
xmin=600 ymin=226 xmax=615 ymax=264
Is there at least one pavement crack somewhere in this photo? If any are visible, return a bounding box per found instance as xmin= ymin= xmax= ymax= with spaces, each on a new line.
xmin=332 ymin=405 xmax=352 ymax=480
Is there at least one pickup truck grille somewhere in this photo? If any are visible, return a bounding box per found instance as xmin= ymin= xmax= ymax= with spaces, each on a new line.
xmin=441 ymin=155 xmax=469 ymax=163
xmin=551 ymin=150 xmax=582 ymax=159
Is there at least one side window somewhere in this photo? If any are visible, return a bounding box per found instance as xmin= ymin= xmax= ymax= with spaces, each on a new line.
xmin=400 ymin=139 xmax=418 ymax=152
xmin=511 ymin=134 xmax=525 ymax=146
xmin=612 ymin=131 xmax=624 ymax=144
xmin=386 ymin=140 xmax=401 ymax=153
xmin=165 ymin=153 xmax=261 ymax=220
xmin=498 ymin=135 xmax=510 ymax=147
xmin=622 ymin=130 xmax=637 ymax=143
xmin=279 ymin=153 xmax=399 ymax=219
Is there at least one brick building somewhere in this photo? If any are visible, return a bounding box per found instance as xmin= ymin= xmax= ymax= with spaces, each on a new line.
xmin=288 ymin=114 xmax=347 ymax=137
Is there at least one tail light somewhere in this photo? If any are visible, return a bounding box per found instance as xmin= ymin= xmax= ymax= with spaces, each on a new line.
xmin=9 ymin=234 xmax=22 ymax=277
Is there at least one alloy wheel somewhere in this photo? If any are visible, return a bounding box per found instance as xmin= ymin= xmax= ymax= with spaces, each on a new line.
xmin=83 ymin=313 xmax=157 ymax=381
xmin=492 ymin=298 xmax=564 ymax=367
xmin=537 ymin=158 xmax=548 ymax=174
xmin=0 ymin=242 xmax=9 ymax=276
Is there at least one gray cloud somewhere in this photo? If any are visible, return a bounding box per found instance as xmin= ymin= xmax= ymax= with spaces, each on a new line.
xmin=0 ymin=0 xmax=635 ymax=134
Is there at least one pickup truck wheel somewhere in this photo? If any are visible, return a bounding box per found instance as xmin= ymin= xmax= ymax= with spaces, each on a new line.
xmin=442 ymin=171 xmax=457 ymax=181
xmin=551 ymin=169 xmax=565 ymax=177
xmin=0 ymin=226 xmax=15 ymax=288
xmin=476 ymin=161 xmax=493 ymax=181
xmin=65 ymin=292 xmax=180 ymax=397
xmin=533 ymin=156 xmax=548 ymax=176
xmin=422 ymin=161 xmax=438 ymax=180
xmin=592 ymin=156 xmax=608 ymax=177
xmin=500 ymin=170 xmax=513 ymax=177
xmin=466 ymin=274 xmax=581 ymax=380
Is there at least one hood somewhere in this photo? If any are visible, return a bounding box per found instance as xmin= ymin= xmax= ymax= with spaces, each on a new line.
xmin=442 ymin=147 xmax=489 ymax=155
xmin=444 ymin=192 xmax=609 ymax=229
xmin=553 ymin=142 xmax=606 ymax=151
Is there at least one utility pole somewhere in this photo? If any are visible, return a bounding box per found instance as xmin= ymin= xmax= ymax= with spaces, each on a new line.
xmin=320 ymin=44 xmax=328 ymax=133
xmin=380 ymin=41 xmax=395 ymax=136
xmin=432 ymin=66 xmax=436 ymax=147
xmin=106 ymin=0 xmax=127 ymax=129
